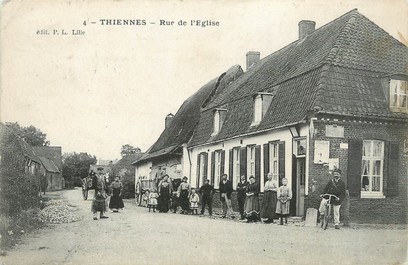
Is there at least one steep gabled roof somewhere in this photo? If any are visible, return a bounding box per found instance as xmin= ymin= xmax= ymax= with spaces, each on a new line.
xmin=38 ymin=156 xmax=60 ymax=173
xmin=137 ymin=65 xmax=244 ymax=163
xmin=189 ymin=9 xmax=408 ymax=147
xmin=115 ymin=153 xmax=144 ymax=166
xmin=33 ymin=146 xmax=62 ymax=169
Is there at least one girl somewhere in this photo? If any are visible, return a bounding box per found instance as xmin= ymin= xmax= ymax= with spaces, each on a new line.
xmin=243 ymin=176 xmax=260 ymax=223
xmin=148 ymin=188 xmax=159 ymax=212
xmin=189 ymin=189 xmax=200 ymax=215
xmin=142 ymin=190 xmax=149 ymax=207
xmin=276 ymin=178 xmax=292 ymax=225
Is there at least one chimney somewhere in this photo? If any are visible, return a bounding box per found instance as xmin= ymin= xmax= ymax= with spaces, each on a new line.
xmin=165 ymin=113 xmax=174 ymax=129
xmin=246 ymin=51 xmax=260 ymax=71
xmin=298 ymin=20 xmax=315 ymax=40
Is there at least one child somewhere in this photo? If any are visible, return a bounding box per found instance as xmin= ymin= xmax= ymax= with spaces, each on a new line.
xmin=148 ymin=188 xmax=158 ymax=212
xmin=142 ymin=190 xmax=149 ymax=207
xmin=189 ymin=188 xmax=200 ymax=215
xmin=276 ymin=178 xmax=292 ymax=225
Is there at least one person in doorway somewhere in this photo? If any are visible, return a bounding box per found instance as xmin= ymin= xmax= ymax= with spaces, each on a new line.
xmin=109 ymin=175 xmax=124 ymax=212
xmin=261 ymin=173 xmax=278 ymax=223
xmin=219 ymin=174 xmax=235 ymax=219
xmin=158 ymin=175 xmax=172 ymax=213
xmin=189 ymin=188 xmax=200 ymax=215
xmin=91 ymin=173 xmax=109 ymax=220
xmin=177 ymin=176 xmax=191 ymax=214
xmin=199 ymin=179 xmax=215 ymax=216
xmin=276 ymin=178 xmax=292 ymax=225
xmin=319 ymin=168 xmax=346 ymax=229
xmin=244 ymin=176 xmax=260 ymax=223
xmin=236 ymin=175 xmax=249 ymax=220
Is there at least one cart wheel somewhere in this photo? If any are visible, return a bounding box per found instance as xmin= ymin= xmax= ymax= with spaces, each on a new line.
xmin=135 ymin=193 xmax=141 ymax=206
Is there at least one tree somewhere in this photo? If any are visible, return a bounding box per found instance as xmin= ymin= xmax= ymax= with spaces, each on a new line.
xmin=62 ymin=152 xmax=97 ymax=187
xmin=5 ymin=122 xmax=50 ymax=146
xmin=120 ymin=144 xmax=141 ymax=157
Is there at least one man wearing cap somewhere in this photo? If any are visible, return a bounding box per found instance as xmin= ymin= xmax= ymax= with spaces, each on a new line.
xmin=319 ymin=168 xmax=346 ymax=229
xmin=219 ymin=174 xmax=235 ymax=218
xmin=199 ymin=179 xmax=215 ymax=216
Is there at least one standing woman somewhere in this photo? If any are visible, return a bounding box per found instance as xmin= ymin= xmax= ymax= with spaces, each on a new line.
xmin=244 ymin=176 xmax=260 ymax=223
xmin=109 ymin=176 xmax=124 ymax=212
xmin=236 ymin=175 xmax=249 ymax=220
xmin=177 ymin=176 xmax=191 ymax=214
xmin=158 ymin=175 xmax=172 ymax=213
xmin=91 ymin=173 xmax=109 ymax=220
xmin=261 ymin=173 xmax=278 ymax=223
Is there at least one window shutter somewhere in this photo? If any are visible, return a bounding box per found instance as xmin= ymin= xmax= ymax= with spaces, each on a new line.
xmin=263 ymin=143 xmax=269 ymax=184
xmin=240 ymin=147 xmax=247 ymax=178
xmin=203 ymin=153 xmax=208 ymax=182
xmin=278 ymin=141 xmax=285 ymax=186
xmin=221 ymin=150 xmax=225 ymax=176
xmin=229 ymin=149 xmax=233 ymax=182
xmin=211 ymin=151 xmax=215 ymax=185
xmin=255 ymin=145 xmax=261 ymax=189
xmin=386 ymin=142 xmax=399 ymax=197
xmin=196 ymin=154 xmax=201 ymax=188
xmin=347 ymin=139 xmax=362 ymax=197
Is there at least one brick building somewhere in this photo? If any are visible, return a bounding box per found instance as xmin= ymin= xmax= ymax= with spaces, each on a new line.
xmin=139 ymin=9 xmax=408 ymax=223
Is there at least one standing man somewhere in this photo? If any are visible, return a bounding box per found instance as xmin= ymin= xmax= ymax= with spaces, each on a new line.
xmin=236 ymin=175 xmax=249 ymax=220
xmin=199 ymin=179 xmax=215 ymax=216
xmin=319 ymin=168 xmax=346 ymax=229
xmin=219 ymin=174 xmax=235 ymax=218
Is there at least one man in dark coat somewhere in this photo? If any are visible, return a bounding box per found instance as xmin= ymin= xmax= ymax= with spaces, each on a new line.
xmin=319 ymin=168 xmax=346 ymax=229
xmin=199 ymin=179 xmax=215 ymax=216
xmin=219 ymin=174 xmax=235 ymax=218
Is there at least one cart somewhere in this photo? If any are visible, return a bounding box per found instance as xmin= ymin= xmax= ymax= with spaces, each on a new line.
xmin=135 ymin=178 xmax=157 ymax=206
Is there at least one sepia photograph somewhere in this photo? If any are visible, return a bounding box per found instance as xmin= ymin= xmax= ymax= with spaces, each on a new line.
xmin=0 ymin=0 xmax=407 ymax=264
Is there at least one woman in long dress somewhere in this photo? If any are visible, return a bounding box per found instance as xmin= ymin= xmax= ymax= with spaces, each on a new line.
xmin=261 ymin=173 xmax=278 ymax=223
xmin=109 ymin=176 xmax=124 ymax=212
xmin=158 ymin=175 xmax=172 ymax=213
xmin=244 ymin=176 xmax=260 ymax=223
xmin=177 ymin=176 xmax=191 ymax=214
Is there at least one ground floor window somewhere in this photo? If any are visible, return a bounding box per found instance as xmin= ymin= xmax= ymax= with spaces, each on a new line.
xmin=361 ymin=140 xmax=384 ymax=197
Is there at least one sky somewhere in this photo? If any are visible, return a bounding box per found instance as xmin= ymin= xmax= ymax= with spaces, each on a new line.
xmin=1 ymin=0 xmax=407 ymax=161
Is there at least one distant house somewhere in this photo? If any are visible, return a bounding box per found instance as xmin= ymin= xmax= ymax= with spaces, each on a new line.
xmin=134 ymin=65 xmax=244 ymax=183
xmin=112 ymin=153 xmax=144 ymax=198
xmin=34 ymin=146 xmax=63 ymax=190
xmin=141 ymin=10 xmax=407 ymax=223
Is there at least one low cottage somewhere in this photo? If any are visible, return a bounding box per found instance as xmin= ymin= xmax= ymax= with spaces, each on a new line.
xmin=34 ymin=146 xmax=63 ymax=190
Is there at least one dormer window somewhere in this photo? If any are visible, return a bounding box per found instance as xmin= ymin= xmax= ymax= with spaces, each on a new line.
xmin=251 ymin=92 xmax=274 ymax=126
xmin=212 ymin=108 xmax=227 ymax=136
xmin=390 ymin=79 xmax=407 ymax=110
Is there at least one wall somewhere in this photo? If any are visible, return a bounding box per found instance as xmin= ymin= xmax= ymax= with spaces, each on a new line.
xmin=135 ymin=161 xmax=152 ymax=180
xmin=304 ymin=117 xmax=408 ymax=224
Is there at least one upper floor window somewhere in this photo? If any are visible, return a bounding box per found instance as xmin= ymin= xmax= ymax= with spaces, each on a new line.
xmin=389 ymin=79 xmax=407 ymax=111
xmin=212 ymin=109 xmax=227 ymax=136
xmin=251 ymin=92 xmax=274 ymax=126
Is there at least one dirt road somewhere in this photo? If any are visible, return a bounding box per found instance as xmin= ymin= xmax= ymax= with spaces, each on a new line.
xmin=1 ymin=189 xmax=406 ymax=265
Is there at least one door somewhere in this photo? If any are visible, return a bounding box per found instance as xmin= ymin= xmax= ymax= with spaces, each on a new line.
xmin=296 ymin=157 xmax=306 ymax=216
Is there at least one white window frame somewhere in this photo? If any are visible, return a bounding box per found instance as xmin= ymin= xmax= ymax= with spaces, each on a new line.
xmin=270 ymin=143 xmax=279 ymax=181
xmin=214 ymin=151 xmax=222 ymax=188
xmin=233 ymin=148 xmax=240 ymax=187
xmin=199 ymin=153 xmax=206 ymax=186
xmin=361 ymin=140 xmax=385 ymax=198
xmin=390 ymin=79 xmax=408 ymax=110
xmin=248 ymin=146 xmax=256 ymax=178
xmin=252 ymin=95 xmax=262 ymax=125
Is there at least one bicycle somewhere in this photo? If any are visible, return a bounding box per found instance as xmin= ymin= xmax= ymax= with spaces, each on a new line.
xmin=319 ymin=194 xmax=339 ymax=230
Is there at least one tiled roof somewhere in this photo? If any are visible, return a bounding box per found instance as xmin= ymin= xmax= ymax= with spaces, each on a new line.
xmin=33 ymin=146 xmax=62 ymax=169
xmin=39 ymin=156 xmax=60 ymax=173
xmin=189 ymin=9 xmax=408 ymax=147
xmin=138 ymin=65 xmax=244 ymax=163
xmin=115 ymin=153 xmax=144 ymax=166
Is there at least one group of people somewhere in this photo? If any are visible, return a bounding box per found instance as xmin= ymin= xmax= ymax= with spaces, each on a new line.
xmin=90 ymin=171 xmax=125 ymax=220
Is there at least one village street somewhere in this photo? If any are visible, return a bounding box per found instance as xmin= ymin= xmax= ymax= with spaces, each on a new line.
xmin=1 ymin=189 xmax=407 ymax=265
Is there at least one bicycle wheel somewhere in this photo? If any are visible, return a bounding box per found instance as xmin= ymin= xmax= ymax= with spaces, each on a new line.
xmin=324 ymin=204 xmax=331 ymax=230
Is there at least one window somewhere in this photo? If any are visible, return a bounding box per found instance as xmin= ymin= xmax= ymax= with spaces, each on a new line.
xmin=212 ymin=109 xmax=227 ymax=135
xmin=251 ymin=93 xmax=274 ymax=126
xmin=213 ymin=150 xmax=224 ymax=188
xmin=361 ymin=140 xmax=384 ymax=197
xmin=199 ymin=153 xmax=206 ymax=184
xmin=233 ymin=148 xmax=241 ymax=185
xmin=390 ymin=79 xmax=408 ymax=110
xmin=270 ymin=143 xmax=279 ymax=181
xmin=294 ymin=138 xmax=307 ymax=157
xmin=248 ymin=146 xmax=256 ymax=177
